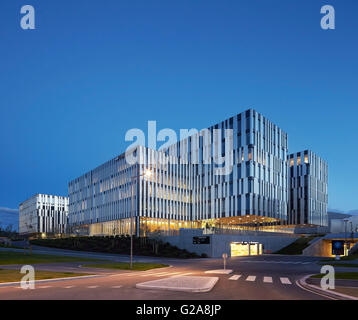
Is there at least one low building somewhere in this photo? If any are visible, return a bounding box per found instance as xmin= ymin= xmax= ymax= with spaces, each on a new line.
xmin=330 ymin=215 xmax=358 ymax=233
xmin=327 ymin=211 xmax=352 ymax=233
xmin=303 ymin=233 xmax=358 ymax=257
xmin=19 ymin=194 xmax=69 ymax=235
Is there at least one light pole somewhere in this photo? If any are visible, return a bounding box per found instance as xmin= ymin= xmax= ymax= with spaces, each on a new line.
xmin=130 ymin=168 xmax=152 ymax=270
xmin=343 ymin=219 xmax=349 ymax=256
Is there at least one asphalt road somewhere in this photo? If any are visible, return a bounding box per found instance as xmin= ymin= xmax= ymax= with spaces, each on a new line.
xmin=0 ymin=247 xmax=353 ymax=300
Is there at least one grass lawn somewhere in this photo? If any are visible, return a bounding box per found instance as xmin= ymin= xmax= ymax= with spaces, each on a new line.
xmin=0 ymin=269 xmax=90 ymax=283
xmin=0 ymin=251 xmax=103 ymax=265
xmin=311 ymin=272 xmax=358 ymax=280
xmin=81 ymin=262 xmax=169 ymax=271
xmin=318 ymin=263 xmax=358 ymax=268
xmin=274 ymin=236 xmax=317 ymax=255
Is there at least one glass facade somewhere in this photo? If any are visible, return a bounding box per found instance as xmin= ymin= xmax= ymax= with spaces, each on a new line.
xmin=68 ymin=109 xmax=330 ymax=236
xmin=19 ymin=194 xmax=69 ymax=234
xmin=288 ymin=150 xmax=328 ymax=226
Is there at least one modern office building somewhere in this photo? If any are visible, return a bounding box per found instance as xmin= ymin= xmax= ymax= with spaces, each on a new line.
xmin=166 ymin=108 xmax=289 ymax=228
xmin=68 ymin=146 xmax=194 ymax=236
xmin=288 ymin=150 xmax=328 ymax=227
xmin=19 ymin=194 xmax=69 ymax=235
xmin=68 ymin=109 xmax=291 ymax=236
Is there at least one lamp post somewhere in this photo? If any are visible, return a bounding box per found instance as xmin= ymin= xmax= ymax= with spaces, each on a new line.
xmin=130 ymin=168 xmax=152 ymax=270
xmin=343 ymin=219 xmax=349 ymax=256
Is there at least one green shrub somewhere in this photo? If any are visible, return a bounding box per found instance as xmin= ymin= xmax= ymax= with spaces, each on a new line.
xmin=31 ymin=236 xmax=202 ymax=259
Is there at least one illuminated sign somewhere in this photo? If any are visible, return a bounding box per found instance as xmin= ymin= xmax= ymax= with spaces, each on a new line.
xmin=332 ymin=240 xmax=344 ymax=255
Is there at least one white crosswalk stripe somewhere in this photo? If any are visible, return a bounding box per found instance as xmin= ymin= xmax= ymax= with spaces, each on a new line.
xmin=263 ymin=277 xmax=273 ymax=283
xmin=280 ymin=277 xmax=292 ymax=285
xmin=38 ymin=286 xmax=52 ymax=289
xmin=111 ymin=285 xmax=122 ymax=289
xmin=87 ymin=286 xmax=99 ymax=289
xmin=228 ymin=275 xmax=292 ymax=285
xmin=64 ymin=286 xmax=75 ymax=289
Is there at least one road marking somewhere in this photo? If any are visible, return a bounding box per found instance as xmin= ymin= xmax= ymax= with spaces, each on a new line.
xmin=111 ymin=285 xmax=122 ymax=289
xmin=139 ymin=273 xmax=159 ymax=277
xmin=38 ymin=286 xmax=52 ymax=289
xmin=154 ymin=272 xmax=182 ymax=277
xmin=149 ymin=271 xmax=172 ymax=276
xmin=263 ymin=276 xmax=273 ymax=283
xmin=229 ymin=275 xmax=241 ymax=280
xmin=173 ymin=273 xmax=193 ymax=276
xmin=280 ymin=277 xmax=292 ymax=285
xmin=64 ymin=286 xmax=75 ymax=289
xmin=87 ymin=286 xmax=99 ymax=289
xmin=115 ymin=273 xmax=136 ymax=277
xmin=246 ymin=276 xmax=256 ymax=282
xmin=295 ymin=279 xmax=337 ymax=300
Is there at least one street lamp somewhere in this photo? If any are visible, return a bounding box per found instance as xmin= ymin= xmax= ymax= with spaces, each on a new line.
xmin=343 ymin=219 xmax=349 ymax=256
xmin=130 ymin=168 xmax=152 ymax=269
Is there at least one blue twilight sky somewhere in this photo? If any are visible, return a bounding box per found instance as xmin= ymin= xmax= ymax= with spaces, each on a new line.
xmin=0 ymin=0 xmax=357 ymax=213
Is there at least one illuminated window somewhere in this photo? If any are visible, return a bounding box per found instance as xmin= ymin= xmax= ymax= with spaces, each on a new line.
xmin=304 ymin=154 xmax=309 ymax=164
xmin=290 ymin=158 xmax=294 ymax=167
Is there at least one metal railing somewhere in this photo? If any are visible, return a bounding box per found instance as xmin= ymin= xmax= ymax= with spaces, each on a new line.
xmin=203 ymin=228 xmax=298 ymax=237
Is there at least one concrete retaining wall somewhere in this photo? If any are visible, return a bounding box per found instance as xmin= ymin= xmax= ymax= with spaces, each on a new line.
xmin=302 ymin=238 xmax=327 ymax=257
xmin=160 ymin=229 xmax=298 ymax=257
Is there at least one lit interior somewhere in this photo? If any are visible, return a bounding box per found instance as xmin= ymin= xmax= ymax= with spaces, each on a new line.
xmin=230 ymin=242 xmax=263 ymax=257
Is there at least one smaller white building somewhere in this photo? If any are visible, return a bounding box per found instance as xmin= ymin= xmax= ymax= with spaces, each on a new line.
xmin=19 ymin=194 xmax=69 ymax=235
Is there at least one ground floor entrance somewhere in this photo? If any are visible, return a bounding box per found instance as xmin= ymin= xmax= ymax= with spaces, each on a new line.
xmin=230 ymin=241 xmax=263 ymax=257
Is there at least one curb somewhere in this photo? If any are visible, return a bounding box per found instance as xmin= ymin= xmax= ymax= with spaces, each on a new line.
xmin=136 ymin=276 xmax=219 ymax=293
xmin=297 ymin=275 xmax=358 ymax=300
xmin=0 ymin=274 xmax=102 ymax=288
xmin=205 ymin=269 xmax=233 ymax=275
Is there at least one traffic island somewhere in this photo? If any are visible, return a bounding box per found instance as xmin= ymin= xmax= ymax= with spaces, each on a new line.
xmin=136 ymin=275 xmax=219 ymax=293
xmin=204 ymin=269 xmax=233 ymax=274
